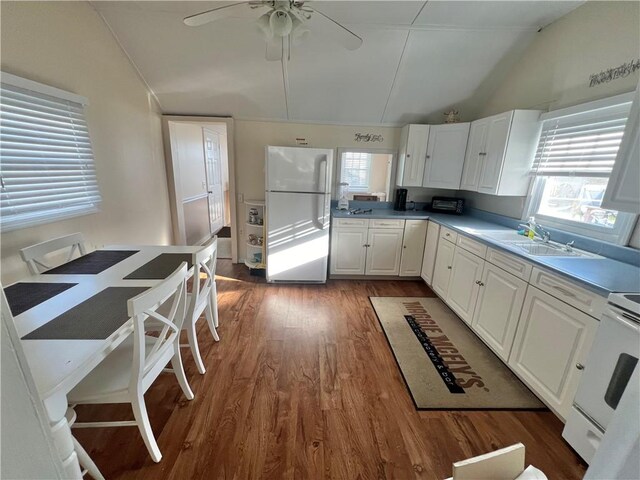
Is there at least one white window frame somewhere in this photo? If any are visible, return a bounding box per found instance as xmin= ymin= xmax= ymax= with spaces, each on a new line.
xmin=0 ymin=72 xmax=100 ymax=232
xmin=524 ymin=92 xmax=637 ymax=245
xmin=339 ymin=151 xmax=372 ymax=192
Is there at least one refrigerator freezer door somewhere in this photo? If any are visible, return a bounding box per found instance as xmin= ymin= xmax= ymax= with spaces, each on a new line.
xmin=266 ymin=191 xmax=331 ymax=283
xmin=266 ymin=146 xmax=333 ymax=193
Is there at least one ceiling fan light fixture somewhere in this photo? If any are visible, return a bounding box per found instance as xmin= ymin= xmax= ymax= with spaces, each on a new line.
xmin=290 ymin=17 xmax=310 ymax=46
xmin=269 ymin=9 xmax=293 ymax=37
xmin=256 ymin=12 xmax=273 ymax=40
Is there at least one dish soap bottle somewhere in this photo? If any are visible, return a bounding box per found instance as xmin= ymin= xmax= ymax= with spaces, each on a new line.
xmin=527 ymin=216 xmax=537 ymax=240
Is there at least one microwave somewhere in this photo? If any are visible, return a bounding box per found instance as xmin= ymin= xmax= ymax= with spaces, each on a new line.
xmin=430 ymin=197 xmax=464 ymax=215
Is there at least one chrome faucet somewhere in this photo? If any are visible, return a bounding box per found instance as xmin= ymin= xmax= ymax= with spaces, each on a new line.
xmin=564 ymin=240 xmax=575 ymax=252
xmin=518 ymin=223 xmax=551 ymax=243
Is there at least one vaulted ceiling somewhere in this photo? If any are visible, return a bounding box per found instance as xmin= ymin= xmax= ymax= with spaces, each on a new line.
xmin=92 ymin=1 xmax=583 ymax=125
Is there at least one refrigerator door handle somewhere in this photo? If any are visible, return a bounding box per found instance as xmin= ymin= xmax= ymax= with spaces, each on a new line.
xmin=316 ymin=156 xmax=329 ymax=193
xmin=312 ymin=194 xmax=324 ymax=230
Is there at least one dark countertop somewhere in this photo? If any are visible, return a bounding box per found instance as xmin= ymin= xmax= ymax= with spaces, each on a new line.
xmin=331 ymin=208 xmax=640 ymax=296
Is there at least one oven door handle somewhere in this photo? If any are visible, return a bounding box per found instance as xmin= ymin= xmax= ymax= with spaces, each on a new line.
xmin=604 ymin=353 xmax=639 ymax=410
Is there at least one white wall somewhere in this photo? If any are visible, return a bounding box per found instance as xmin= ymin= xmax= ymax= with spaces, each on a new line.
xmin=234 ymin=120 xmax=400 ymax=260
xmin=468 ymin=0 xmax=640 ymax=247
xmin=0 ymin=1 xmax=172 ymax=283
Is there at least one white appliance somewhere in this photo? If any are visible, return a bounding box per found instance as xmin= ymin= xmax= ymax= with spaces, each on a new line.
xmin=563 ymin=292 xmax=640 ymax=463
xmin=265 ymin=146 xmax=333 ymax=283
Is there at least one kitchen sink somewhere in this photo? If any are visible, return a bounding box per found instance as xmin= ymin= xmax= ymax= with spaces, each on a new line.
xmin=503 ymin=240 xmax=602 ymax=258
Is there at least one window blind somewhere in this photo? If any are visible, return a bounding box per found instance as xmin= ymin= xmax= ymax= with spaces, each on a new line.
xmin=342 ymin=152 xmax=371 ymax=190
xmin=0 ymin=77 xmax=101 ymax=230
xmin=531 ymin=102 xmax=632 ymax=177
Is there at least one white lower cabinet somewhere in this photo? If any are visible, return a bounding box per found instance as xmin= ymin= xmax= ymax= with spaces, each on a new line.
xmin=420 ymin=221 xmax=440 ymax=284
xmin=508 ymin=286 xmax=599 ymax=420
xmin=365 ymin=228 xmax=404 ymax=275
xmin=329 ymin=228 xmax=367 ymax=275
xmin=400 ymin=220 xmax=428 ymax=276
xmin=471 ymin=262 xmax=527 ymax=361
xmin=431 ymin=237 xmax=455 ymax=298
xmin=445 ymin=247 xmax=484 ymax=324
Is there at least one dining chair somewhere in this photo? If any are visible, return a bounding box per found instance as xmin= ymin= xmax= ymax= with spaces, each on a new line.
xmin=68 ymin=263 xmax=194 ymax=463
xmin=19 ymin=232 xmax=87 ymax=274
xmin=153 ymin=237 xmax=220 ymax=374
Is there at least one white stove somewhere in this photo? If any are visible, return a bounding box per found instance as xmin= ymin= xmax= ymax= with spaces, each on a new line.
xmin=563 ymin=292 xmax=640 ymax=463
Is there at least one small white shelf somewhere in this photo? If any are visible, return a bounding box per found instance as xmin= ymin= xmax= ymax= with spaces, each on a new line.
xmin=246 ymin=222 xmax=263 ymax=228
xmin=246 ymin=242 xmax=263 ymax=249
xmin=245 ymin=200 xmax=265 ymax=207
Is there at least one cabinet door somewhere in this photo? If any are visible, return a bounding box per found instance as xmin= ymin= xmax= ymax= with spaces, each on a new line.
xmin=400 ymin=220 xmax=428 ymax=276
xmin=446 ymin=248 xmax=484 ymax=324
xmin=477 ymin=112 xmax=512 ymax=195
xmin=397 ymin=125 xmax=429 ymax=187
xmin=422 ymin=123 xmax=470 ymax=189
xmin=471 ymin=263 xmax=527 ymax=361
xmin=460 ymin=119 xmax=488 ymax=191
xmin=420 ymin=221 xmax=440 ymax=285
xmin=329 ymin=228 xmax=367 ymax=275
xmin=431 ymin=238 xmax=455 ymax=298
xmin=508 ymin=286 xmax=598 ymax=420
xmin=365 ymin=228 xmax=404 ymax=275
xmin=602 ymin=84 xmax=640 ymax=213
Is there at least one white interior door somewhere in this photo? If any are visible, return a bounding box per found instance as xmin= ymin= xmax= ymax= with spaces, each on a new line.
xmin=203 ymin=128 xmax=224 ymax=234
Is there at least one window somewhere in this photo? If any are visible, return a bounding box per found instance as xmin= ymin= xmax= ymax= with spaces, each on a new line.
xmin=0 ymin=73 xmax=101 ymax=231
xmin=340 ymin=151 xmax=372 ymax=191
xmin=526 ymin=93 xmax=636 ymax=244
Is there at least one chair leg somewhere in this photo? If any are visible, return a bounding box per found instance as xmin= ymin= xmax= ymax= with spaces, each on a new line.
xmin=204 ymin=303 xmax=220 ymax=342
xmin=171 ymin=348 xmax=195 ymax=400
xmin=186 ymin=316 xmax=206 ymax=375
xmin=210 ymin=285 xmax=219 ymax=328
xmin=72 ymin=435 xmax=105 ymax=480
xmin=131 ymin=393 xmax=162 ymax=463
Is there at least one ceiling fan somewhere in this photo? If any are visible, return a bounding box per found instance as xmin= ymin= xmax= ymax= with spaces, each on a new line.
xmin=183 ymin=1 xmax=363 ymax=61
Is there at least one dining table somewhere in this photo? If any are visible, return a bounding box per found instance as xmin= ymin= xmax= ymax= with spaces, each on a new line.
xmin=5 ymin=245 xmax=202 ymax=479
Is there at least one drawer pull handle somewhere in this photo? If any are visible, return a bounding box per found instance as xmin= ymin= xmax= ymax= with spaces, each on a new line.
xmin=576 ymin=363 xmax=584 ymax=370
xmin=552 ymin=285 xmax=576 ymax=298
xmin=445 ymin=233 xmax=450 ymax=237
xmin=447 ymin=266 xmax=452 ymax=270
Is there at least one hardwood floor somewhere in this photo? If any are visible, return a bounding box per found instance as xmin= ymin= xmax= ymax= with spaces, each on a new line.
xmin=74 ymin=260 xmax=586 ymax=479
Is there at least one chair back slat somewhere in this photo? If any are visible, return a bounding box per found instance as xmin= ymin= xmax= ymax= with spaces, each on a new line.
xmin=190 ymin=237 xmax=217 ymax=313
xmin=20 ymin=233 xmax=87 ymax=274
xmin=127 ymin=263 xmax=188 ymax=387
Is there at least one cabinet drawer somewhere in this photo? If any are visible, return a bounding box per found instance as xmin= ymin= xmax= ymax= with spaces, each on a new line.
xmin=456 ymin=235 xmax=487 ymax=259
xmin=370 ymin=219 xmax=405 ymax=229
xmin=530 ymin=267 xmax=606 ymax=318
xmin=333 ymin=217 xmax=369 ymax=228
xmin=440 ymin=226 xmax=458 ymax=243
xmin=486 ymin=247 xmax=533 ymax=281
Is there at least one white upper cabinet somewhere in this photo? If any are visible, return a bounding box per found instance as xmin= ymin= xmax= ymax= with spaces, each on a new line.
xmin=460 ymin=110 xmax=542 ymax=196
xmin=396 ymin=124 xmax=430 ymax=187
xmin=422 ymin=123 xmax=471 ymax=189
xmin=460 ymin=118 xmax=489 ymax=191
xmin=602 ymin=83 xmax=640 ymax=213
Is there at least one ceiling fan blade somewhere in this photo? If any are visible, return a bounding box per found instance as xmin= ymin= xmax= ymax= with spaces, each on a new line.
xmin=184 ymin=2 xmax=267 ymax=27
xmin=307 ymin=7 xmax=363 ymax=50
xmin=265 ymin=36 xmax=283 ymax=61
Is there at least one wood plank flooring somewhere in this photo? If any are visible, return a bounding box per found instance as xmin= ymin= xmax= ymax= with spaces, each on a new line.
xmin=74 ymin=260 xmax=586 ymax=479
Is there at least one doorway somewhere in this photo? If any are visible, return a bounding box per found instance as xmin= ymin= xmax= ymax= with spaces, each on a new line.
xmin=162 ymin=116 xmax=237 ymax=262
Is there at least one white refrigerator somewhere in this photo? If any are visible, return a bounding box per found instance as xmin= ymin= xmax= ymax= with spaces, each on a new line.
xmin=265 ymin=146 xmax=333 ymax=283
